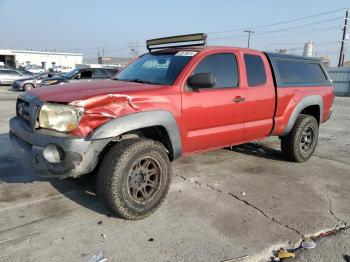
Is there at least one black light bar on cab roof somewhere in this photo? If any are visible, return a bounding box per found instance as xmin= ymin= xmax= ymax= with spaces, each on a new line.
xmin=146 ymin=33 xmax=207 ymax=51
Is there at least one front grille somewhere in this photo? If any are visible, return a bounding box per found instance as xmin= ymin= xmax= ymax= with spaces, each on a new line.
xmin=16 ymin=98 xmax=31 ymax=124
xmin=16 ymin=94 xmax=41 ymax=130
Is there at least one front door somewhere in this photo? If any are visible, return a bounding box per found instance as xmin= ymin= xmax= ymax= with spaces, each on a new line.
xmin=181 ymin=53 xmax=246 ymax=154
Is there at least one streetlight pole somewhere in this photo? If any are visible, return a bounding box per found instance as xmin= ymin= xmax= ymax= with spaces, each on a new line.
xmin=244 ymin=30 xmax=255 ymax=48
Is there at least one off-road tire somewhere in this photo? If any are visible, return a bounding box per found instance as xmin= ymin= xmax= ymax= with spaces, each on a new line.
xmin=96 ymin=138 xmax=171 ymax=220
xmin=281 ymin=114 xmax=319 ymax=162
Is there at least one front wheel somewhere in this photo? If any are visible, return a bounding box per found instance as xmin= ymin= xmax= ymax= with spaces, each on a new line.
xmin=23 ymin=83 xmax=34 ymax=91
xmin=281 ymin=114 xmax=319 ymax=162
xmin=96 ymin=138 xmax=171 ymax=220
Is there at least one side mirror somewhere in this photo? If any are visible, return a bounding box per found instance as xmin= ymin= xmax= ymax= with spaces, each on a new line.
xmin=188 ymin=73 xmax=216 ymax=89
xmin=74 ymin=73 xmax=81 ymax=79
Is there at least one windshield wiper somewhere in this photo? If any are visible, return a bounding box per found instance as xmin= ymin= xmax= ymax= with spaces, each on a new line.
xmin=115 ymin=78 xmax=161 ymax=85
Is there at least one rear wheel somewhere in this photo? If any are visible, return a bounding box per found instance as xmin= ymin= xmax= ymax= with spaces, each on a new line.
xmin=281 ymin=114 xmax=319 ymax=162
xmin=96 ymin=138 xmax=171 ymax=220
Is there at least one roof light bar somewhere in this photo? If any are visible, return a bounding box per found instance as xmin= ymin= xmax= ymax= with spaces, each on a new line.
xmin=146 ymin=33 xmax=207 ymax=51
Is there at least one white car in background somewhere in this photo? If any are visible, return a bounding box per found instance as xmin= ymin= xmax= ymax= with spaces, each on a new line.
xmin=25 ymin=65 xmax=45 ymax=74
xmin=53 ymin=65 xmax=73 ymax=73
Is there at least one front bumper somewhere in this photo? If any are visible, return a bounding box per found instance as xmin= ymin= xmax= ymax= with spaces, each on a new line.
xmin=12 ymin=82 xmax=23 ymax=90
xmin=9 ymin=117 xmax=110 ymax=177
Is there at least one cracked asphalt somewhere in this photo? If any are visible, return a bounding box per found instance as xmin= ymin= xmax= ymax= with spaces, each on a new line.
xmin=0 ymin=86 xmax=349 ymax=262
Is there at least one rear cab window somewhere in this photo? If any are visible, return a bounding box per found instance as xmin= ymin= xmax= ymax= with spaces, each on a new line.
xmin=265 ymin=53 xmax=331 ymax=87
xmin=276 ymin=60 xmax=327 ymax=84
xmin=191 ymin=53 xmax=239 ymax=88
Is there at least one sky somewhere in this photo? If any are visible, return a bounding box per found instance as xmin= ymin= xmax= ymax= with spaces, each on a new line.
xmin=0 ymin=0 xmax=349 ymax=65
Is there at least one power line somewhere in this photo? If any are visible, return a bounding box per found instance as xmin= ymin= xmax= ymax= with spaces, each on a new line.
xmin=208 ymin=8 xmax=345 ymax=35
xmin=209 ymin=17 xmax=342 ymax=41
xmin=255 ymin=17 xmax=342 ymax=36
xmin=63 ymin=8 xmax=348 ymax=57
xmin=66 ymin=42 xmax=130 ymax=52
xmin=251 ymin=26 xmax=342 ymax=44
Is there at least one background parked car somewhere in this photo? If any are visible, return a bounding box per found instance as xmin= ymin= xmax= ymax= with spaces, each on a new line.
xmin=52 ymin=65 xmax=73 ymax=73
xmin=24 ymin=65 xmax=45 ymax=74
xmin=17 ymin=68 xmax=35 ymax=76
xmin=39 ymin=67 xmax=119 ymax=86
xmin=0 ymin=69 xmax=33 ymax=85
xmin=12 ymin=72 xmax=62 ymax=91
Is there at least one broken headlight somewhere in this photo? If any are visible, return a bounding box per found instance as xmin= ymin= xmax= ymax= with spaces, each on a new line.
xmin=38 ymin=103 xmax=84 ymax=132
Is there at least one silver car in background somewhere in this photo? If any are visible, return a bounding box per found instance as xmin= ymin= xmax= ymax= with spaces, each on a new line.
xmin=0 ymin=69 xmax=33 ymax=85
xmin=12 ymin=72 xmax=62 ymax=91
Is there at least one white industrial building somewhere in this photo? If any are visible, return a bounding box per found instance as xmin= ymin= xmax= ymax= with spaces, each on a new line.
xmin=0 ymin=49 xmax=83 ymax=69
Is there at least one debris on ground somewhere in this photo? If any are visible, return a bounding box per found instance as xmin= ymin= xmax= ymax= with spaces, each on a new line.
xmin=97 ymin=220 xmax=103 ymax=225
xmin=221 ymin=255 xmax=249 ymax=261
xmin=148 ymin=238 xmax=154 ymax=242
xmin=301 ymin=238 xmax=316 ymax=250
xmin=241 ymin=192 xmax=246 ymax=196
xmin=276 ymin=248 xmax=295 ymax=259
xmin=101 ymin=233 xmax=106 ymax=238
xmin=86 ymin=251 xmax=107 ymax=262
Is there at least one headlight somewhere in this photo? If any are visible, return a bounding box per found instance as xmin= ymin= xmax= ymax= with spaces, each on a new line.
xmin=38 ymin=103 xmax=84 ymax=132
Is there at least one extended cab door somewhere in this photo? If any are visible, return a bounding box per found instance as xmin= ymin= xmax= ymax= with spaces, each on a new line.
xmin=242 ymin=53 xmax=275 ymax=140
xmin=181 ymin=52 xmax=246 ymax=154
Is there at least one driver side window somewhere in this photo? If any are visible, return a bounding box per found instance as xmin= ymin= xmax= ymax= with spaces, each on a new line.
xmin=192 ymin=53 xmax=239 ymax=88
xmin=80 ymin=70 xmax=93 ymax=79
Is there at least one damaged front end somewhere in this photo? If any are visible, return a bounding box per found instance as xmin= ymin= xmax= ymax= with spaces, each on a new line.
xmin=69 ymin=93 xmax=140 ymax=136
xmin=9 ymin=93 xmax=139 ymax=177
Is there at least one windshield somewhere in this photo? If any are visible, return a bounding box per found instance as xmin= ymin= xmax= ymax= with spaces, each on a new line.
xmin=115 ymin=52 xmax=194 ymax=85
xmin=64 ymin=69 xmax=79 ymax=79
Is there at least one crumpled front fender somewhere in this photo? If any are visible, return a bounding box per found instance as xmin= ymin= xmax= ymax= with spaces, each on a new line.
xmin=69 ymin=94 xmax=139 ymax=136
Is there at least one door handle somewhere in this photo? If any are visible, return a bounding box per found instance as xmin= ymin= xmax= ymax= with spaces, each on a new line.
xmin=232 ymin=96 xmax=245 ymax=103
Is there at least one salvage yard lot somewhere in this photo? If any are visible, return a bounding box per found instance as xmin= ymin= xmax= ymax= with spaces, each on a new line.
xmin=0 ymin=86 xmax=349 ymax=262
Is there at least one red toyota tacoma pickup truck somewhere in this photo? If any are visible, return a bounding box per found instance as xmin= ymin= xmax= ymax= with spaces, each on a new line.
xmin=9 ymin=33 xmax=334 ymax=220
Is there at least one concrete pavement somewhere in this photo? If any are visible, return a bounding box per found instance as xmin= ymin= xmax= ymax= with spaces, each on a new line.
xmin=0 ymin=86 xmax=349 ymax=262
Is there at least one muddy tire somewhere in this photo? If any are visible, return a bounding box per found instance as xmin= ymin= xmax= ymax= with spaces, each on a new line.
xmin=281 ymin=114 xmax=319 ymax=162
xmin=96 ymin=138 xmax=171 ymax=220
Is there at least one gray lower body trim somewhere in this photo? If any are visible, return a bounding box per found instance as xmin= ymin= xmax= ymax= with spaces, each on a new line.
xmin=88 ymin=110 xmax=182 ymax=160
xmin=9 ymin=117 xmax=110 ymax=177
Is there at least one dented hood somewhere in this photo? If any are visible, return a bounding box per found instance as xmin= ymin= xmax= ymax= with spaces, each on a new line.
xmin=28 ymin=79 xmax=166 ymax=103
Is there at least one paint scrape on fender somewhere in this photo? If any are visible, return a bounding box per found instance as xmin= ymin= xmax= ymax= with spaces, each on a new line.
xmin=70 ymin=94 xmax=139 ymax=136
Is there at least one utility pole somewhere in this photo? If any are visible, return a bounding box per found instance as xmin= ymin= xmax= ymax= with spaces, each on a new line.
xmin=244 ymin=30 xmax=255 ymax=48
xmin=338 ymin=9 xmax=349 ymax=67
xmin=128 ymin=42 xmax=139 ymax=57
